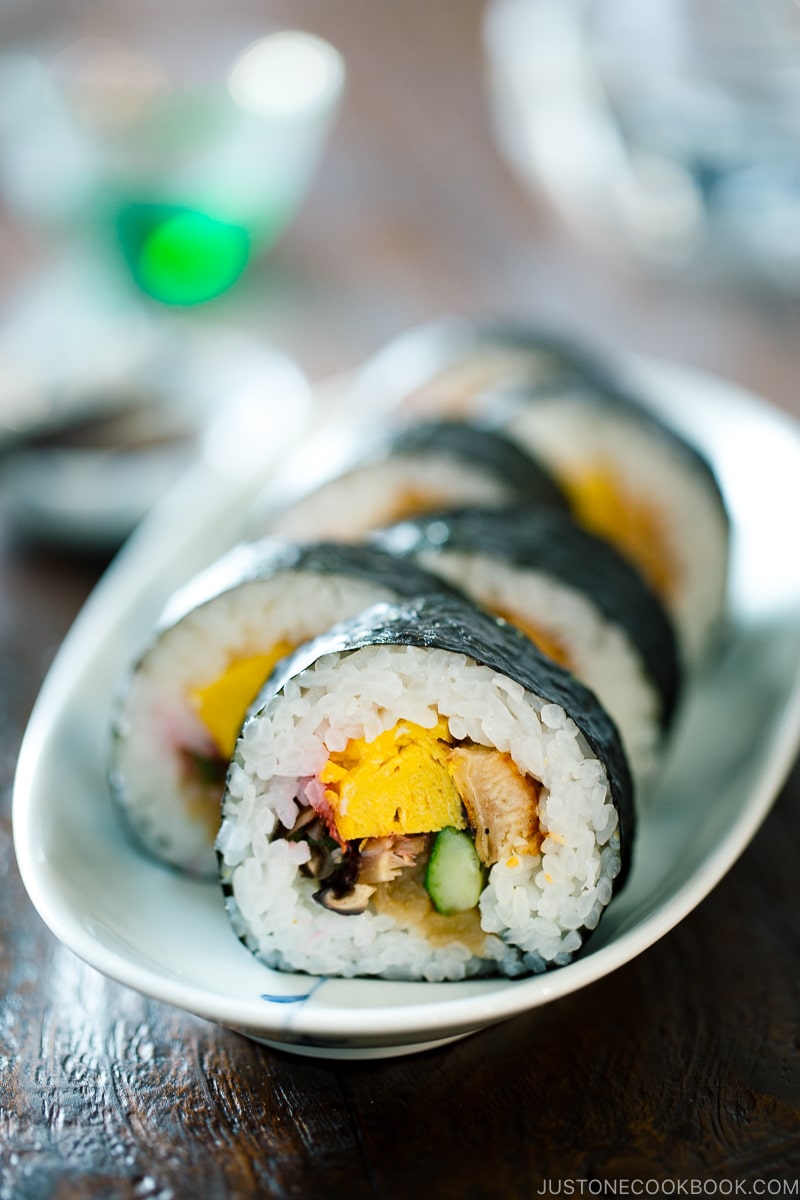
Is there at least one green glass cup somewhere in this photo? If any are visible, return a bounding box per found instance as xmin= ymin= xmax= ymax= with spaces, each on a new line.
xmin=0 ymin=30 xmax=346 ymax=306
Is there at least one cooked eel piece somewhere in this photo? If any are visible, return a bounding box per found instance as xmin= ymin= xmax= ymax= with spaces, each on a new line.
xmin=448 ymin=745 xmax=541 ymax=865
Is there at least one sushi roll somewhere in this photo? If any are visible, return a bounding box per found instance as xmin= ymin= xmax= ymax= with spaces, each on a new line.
xmin=502 ymin=376 xmax=729 ymax=668
xmin=217 ymin=592 xmax=633 ymax=982
xmin=354 ymin=318 xmax=730 ymax=665
xmin=372 ymin=505 xmax=681 ymax=792
xmin=261 ymin=417 xmax=569 ymax=542
xmin=109 ymin=539 xmax=458 ymax=878
xmin=350 ymin=315 xmax=596 ymax=419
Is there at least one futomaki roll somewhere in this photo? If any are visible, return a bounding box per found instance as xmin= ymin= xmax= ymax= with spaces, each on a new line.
xmin=109 ymin=540 xmax=457 ymax=878
xmin=350 ymin=315 xmax=596 ymax=418
xmin=372 ymin=505 xmax=681 ymax=792
xmin=354 ymin=318 xmax=730 ymax=666
xmin=217 ymin=593 xmax=634 ymax=982
xmin=262 ymin=417 xmax=568 ymax=542
xmin=502 ymin=378 xmax=729 ymax=667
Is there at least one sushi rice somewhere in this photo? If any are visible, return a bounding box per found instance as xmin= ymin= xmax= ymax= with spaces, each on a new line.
xmin=218 ymin=602 xmax=628 ymax=982
xmin=109 ymin=541 xmax=458 ymax=878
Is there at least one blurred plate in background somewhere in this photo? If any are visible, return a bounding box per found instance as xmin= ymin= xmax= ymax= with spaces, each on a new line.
xmin=0 ymin=256 xmax=312 ymax=549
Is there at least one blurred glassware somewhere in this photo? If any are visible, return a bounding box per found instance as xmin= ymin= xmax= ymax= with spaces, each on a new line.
xmin=483 ymin=0 xmax=800 ymax=290
xmin=0 ymin=27 xmax=333 ymax=550
xmin=0 ymin=28 xmax=345 ymax=306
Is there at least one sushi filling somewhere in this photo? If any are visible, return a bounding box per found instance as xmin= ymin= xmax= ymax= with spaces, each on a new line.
xmin=506 ymin=396 xmax=730 ymax=668
xmin=380 ymin=484 xmax=466 ymax=526
xmin=278 ymin=718 xmax=542 ymax=923
xmin=170 ymin=643 xmax=299 ymax=832
xmin=219 ymin=644 xmax=623 ymax=980
xmin=111 ymin=568 xmax=412 ymax=879
xmin=561 ymin=461 xmax=674 ymax=603
xmin=190 ymin=642 xmax=296 ymax=758
xmin=489 ymin=607 xmax=571 ymax=670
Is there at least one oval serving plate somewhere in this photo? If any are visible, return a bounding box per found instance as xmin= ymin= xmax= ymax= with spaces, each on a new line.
xmin=13 ymin=356 xmax=800 ymax=1059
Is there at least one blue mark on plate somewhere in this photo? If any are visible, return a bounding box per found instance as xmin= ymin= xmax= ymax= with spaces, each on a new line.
xmin=261 ymin=978 xmax=326 ymax=1005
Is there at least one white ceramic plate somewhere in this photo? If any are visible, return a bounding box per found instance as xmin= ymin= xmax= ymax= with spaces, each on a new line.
xmin=13 ymin=357 xmax=800 ymax=1059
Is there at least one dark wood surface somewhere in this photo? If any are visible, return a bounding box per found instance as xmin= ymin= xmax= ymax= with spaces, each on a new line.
xmin=2 ymin=2 xmax=799 ymax=1195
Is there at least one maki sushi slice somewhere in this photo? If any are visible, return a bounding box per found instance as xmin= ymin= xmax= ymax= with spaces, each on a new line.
xmin=350 ymin=315 xmax=597 ymax=418
xmin=108 ymin=540 xmax=457 ymax=878
xmin=372 ymin=505 xmax=681 ymax=792
xmin=261 ymin=417 xmax=569 ymax=542
xmin=354 ymin=318 xmax=730 ymax=666
xmin=502 ymin=375 xmax=729 ymax=667
xmin=217 ymin=593 xmax=633 ymax=982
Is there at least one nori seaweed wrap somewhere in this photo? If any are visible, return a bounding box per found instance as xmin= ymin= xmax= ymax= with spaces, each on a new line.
xmin=261 ymin=416 xmax=569 ymax=542
xmin=109 ymin=539 xmax=458 ymax=877
xmin=352 ymin=317 xmax=731 ymax=666
xmin=371 ymin=505 xmax=682 ymax=789
xmin=217 ymin=592 xmax=634 ymax=982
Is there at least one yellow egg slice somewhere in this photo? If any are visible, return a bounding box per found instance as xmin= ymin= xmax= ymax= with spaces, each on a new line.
xmin=320 ymin=717 xmax=466 ymax=841
xmin=562 ymin=460 xmax=674 ymax=602
xmin=190 ymin=641 xmax=295 ymax=758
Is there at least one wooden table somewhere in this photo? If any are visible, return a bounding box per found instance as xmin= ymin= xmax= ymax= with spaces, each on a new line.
xmin=2 ymin=1 xmax=799 ymax=1194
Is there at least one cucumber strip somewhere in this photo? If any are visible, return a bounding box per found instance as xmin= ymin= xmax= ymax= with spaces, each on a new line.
xmin=425 ymin=826 xmax=484 ymax=915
